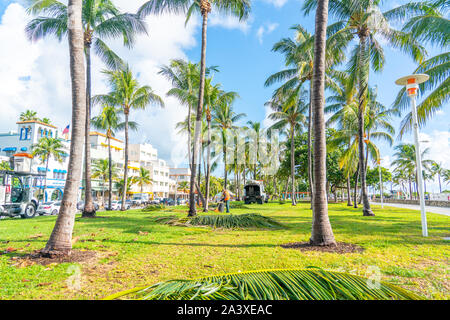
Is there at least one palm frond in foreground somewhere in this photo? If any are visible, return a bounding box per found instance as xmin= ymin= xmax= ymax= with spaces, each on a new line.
xmin=104 ymin=268 xmax=421 ymax=300
xmin=156 ymin=213 xmax=286 ymax=229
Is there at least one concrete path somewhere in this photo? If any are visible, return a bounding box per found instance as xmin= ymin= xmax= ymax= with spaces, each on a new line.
xmin=370 ymin=202 xmax=450 ymax=216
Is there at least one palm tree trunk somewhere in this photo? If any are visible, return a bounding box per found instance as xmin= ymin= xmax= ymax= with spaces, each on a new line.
xmin=354 ymin=164 xmax=359 ymax=208
xmin=43 ymin=156 xmax=49 ymax=202
xmin=346 ymin=174 xmax=352 ymax=206
xmin=224 ymin=148 xmax=228 ymax=189
xmin=108 ymin=137 xmax=112 ymax=210
xmin=308 ymin=80 xmax=314 ymax=207
xmin=204 ymin=117 xmax=211 ymax=212
xmin=438 ymin=174 xmax=442 ymax=193
xmin=43 ymin=0 xmax=86 ymax=256
xmin=122 ymin=111 xmax=129 ymax=211
xmin=309 ymin=0 xmax=336 ymax=246
xmin=357 ymin=35 xmax=374 ymax=216
xmin=409 ymin=177 xmax=412 ymax=200
xmin=290 ymin=127 xmax=296 ymax=206
xmin=82 ymin=44 xmax=95 ymax=217
xmin=189 ymin=8 xmax=209 ymax=217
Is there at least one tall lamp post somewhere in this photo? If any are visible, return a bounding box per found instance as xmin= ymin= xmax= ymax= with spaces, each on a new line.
xmin=395 ymin=74 xmax=429 ymax=237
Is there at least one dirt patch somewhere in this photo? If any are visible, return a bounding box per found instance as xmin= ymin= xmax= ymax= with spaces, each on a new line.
xmin=281 ymin=242 xmax=364 ymax=254
xmin=14 ymin=249 xmax=98 ymax=266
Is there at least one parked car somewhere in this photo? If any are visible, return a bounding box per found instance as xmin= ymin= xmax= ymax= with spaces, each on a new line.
xmin=76 ymin=201 xmax=100 ymax=211
xmin=131 ymin=193 xmax=150 ymax=206
xmin=37 ymin=201 xmax=61 ymax=215
xmin=150 ymin=198 xmax=161 ymax=205
xmin=104 ymin=200 xmax=121 ymax=211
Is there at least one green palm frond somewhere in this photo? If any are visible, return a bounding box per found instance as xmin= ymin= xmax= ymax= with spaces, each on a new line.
xmin=157 ymin=213 xmax=286 ymax=229
xmin=105 ymin=268 xmax=421 ymax=300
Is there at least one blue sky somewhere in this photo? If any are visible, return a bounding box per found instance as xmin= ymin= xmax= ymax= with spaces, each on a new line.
xmin=0 ymin=0 xmax=448 ymax=192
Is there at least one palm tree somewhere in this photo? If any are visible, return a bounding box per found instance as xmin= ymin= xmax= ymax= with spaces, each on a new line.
xmin=91 ymin=105 xmax=136 ymax=209
xmin=265 ymin=24 xmax=345 ymax=202
xmin=26 ymin=0 xmax=148 ymax=217
xmin=138 ymin=0 xmax=251 ymax=217
xmin=245 ymin=121 xmax=264 ymax=181
xmin=392 ymin=143 xmax=432 ymax=200
xmin=19 ymin=110 xmax=38 ymax=121
xmin=42 ymin=0 xmax=85 ymax=256
xmin=308 ymin=0 xmax=336 ymax=246
xmin=92 ymin=158 xmax=119 ymax=205
xmin=212 ymin=102 xmax=246 ymax=190
xmin=203 ymin=79 xmax=238 ymax=211
xmin=268 ymin=90 xmax=308 ymax=206
xmin=40 ymin=118 xmax=52 ymax=125
xmin=32 ymin=137 xmax=66 ymax=202
xmin=116 ymin=178 xmax=135 ymax=199
xmin=0 ymin=161 xmax=11 ymax=170
xmin=94 ymin=65 xmax=164 ymax=211
xmin=303 ymin=0 xmax=426 ymax=216
xmin=135 ymin=167 xmax=153 ymax=194
xmin=393 ymin=0 xmax=449 ymax=137
xmin=431 ymin=162 xmax=445 ymax=194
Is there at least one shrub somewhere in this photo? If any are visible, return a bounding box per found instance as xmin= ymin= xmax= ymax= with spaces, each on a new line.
xmin=142 ymin=204 xmax=165 ymax=212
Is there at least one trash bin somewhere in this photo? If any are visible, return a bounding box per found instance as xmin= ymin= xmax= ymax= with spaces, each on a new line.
xmin=218 ymin=202 xmax=225 ymax=213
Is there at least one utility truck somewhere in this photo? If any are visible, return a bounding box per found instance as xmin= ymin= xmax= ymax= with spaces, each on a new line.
xmin=243 ymin=181 xmax=268 ymax=204
xmin=0 ymin=170 xmax=44 ymax=219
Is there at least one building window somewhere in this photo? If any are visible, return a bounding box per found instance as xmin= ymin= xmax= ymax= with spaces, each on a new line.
xmin=20 ymin=128 xmax=25 ymax=140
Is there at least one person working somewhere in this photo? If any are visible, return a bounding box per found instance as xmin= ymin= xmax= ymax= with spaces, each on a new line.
xmin=221 ymin=189 xmax=231 ymax=213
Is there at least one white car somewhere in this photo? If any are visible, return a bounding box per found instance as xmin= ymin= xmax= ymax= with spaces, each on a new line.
xmin=37 ymin=201 xmax=61 ymax=215
xmin=105 ymin=200 xmax=121 ymax=210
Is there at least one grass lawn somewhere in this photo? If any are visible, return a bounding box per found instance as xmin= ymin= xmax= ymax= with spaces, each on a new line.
xmin=0 ymin=202 xmax=448 ymax=300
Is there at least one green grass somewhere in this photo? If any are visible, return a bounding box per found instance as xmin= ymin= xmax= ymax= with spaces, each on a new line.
xmin=0 ymin=202 xmax=448 ymax=300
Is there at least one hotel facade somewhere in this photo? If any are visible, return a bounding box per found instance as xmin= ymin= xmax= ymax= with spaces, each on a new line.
xmin=0 ymin=118 xmax=184 ymax=203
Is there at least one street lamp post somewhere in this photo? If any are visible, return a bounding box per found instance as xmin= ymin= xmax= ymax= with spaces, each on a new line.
xmin=395 ymin=74 xmax=429 ymax=237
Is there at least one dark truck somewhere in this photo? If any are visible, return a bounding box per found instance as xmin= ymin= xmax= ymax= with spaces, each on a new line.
xmin=243 ymin=182 xmax=268 ymax=204
xmin=0 ymin=170 xmax=44 ymax=219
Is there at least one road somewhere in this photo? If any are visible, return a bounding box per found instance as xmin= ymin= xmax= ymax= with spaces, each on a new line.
xmin=371 ymin=202 xmax=450 ymax=216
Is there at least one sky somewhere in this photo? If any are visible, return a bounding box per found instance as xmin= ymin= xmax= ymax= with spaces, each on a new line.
xmin=0 ymin=0 xmax=448 ymax=193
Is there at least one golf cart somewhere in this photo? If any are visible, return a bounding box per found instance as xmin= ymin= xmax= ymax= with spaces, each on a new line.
xmin=0 ymin=170 xmax=44 ymax=219
xmin=243 ymin=181 xmax=268 ymax=204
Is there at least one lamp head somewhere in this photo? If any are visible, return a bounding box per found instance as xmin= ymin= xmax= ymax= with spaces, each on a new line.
xmin=395 ymin=74 xmax=429 ymax=97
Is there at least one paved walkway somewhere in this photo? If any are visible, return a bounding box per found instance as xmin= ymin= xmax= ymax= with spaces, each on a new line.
xmin=370 ymin=202 xmax=450 ymax=216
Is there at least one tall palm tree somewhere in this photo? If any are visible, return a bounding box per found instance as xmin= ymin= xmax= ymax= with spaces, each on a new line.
xmin=91 ymin=105 xmax=136 ymax=209
xmin=245 ymin=121 xmax=264 ymax=181
xmin=203 ymin=79 xmax=238 ymax=211
xmin=19 ymin=110 xmax=38 ymax=121
xmin=32 ymin=137 xmax=66 ymax=202
xmin=265 ymin=24 xmax=345 ymax=203
xmin=92 ymin=158 xmax=119 ymax=205
xmin=303 ymin=0 xmax=426 ymax=216
xmin=268 ymin=90 xmax=308 ymax=206
xmin=138 ymin=0 xmax=251 ymax=217
xmin=26 ymin=0 xmax=148 ymax=217
xmin=94 ymin=65 xmax=164 ymax=211
xmin=42 ymin=0 xmax=85 ymax=256
xmin=135 ymin=167 xmax=153 ymax=194
xmin=212 ymin=103 xmax=246 ymax=190
xmin=308 ymin=0 xmax=336 ymax=246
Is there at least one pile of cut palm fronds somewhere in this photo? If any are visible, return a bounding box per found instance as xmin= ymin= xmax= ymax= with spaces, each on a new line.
xmin=156 ymin=213 xmax=286 ymax=229
xmin=104 ymin=268 xmax=421 ymax=300
xmin=142 ymin=204 xmax=166 ymax=212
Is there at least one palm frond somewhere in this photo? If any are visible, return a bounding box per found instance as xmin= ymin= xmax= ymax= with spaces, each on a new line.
xmin=105 ymin=268 xmax=421 ymax=300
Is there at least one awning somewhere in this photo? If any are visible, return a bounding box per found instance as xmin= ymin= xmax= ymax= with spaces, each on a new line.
xmin=3 ymin=147 xmax=17 ymax=152
xmin=21 ymin=147 xmax=27 ymax=151
xmin=37 ymin=167 xmax=49 ymax=172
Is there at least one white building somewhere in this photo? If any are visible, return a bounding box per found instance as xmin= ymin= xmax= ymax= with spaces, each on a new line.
xmin=0 ymin=118 xmax=175 ymax=202
xmin=169 ymin=167 xmax=191 ymax=200
xmin=129 ymin=143 xmax=173 ymax=198
xmin=0 ymin=120 xmax=72 ymax=202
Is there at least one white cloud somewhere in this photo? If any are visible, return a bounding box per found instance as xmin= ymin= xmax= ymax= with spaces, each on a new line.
xmin=261 ymin=0 xmax=289 ymax=8
xmin=0 ymin=1 xmax=200 ymax=167
xmin=209 ymin=12 xmax=252 ymax=33
xmin=256 ymin=22 xmax=279 ymax=44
